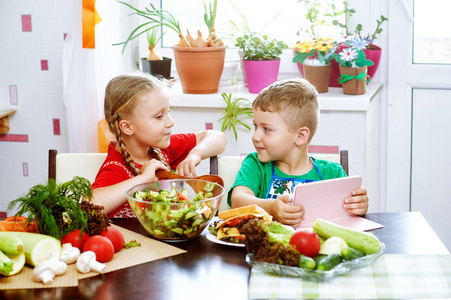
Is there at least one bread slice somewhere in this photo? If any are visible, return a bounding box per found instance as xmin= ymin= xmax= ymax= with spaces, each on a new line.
xmin=218 ymin=204 xmax=272 ymax=222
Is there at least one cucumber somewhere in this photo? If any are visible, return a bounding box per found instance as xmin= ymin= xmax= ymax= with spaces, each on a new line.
xmin=341 ymin=247 xmax=366 ymax=261
xmin=0 ymin=232 xmax=61 ymax=267
xmin=0 ymin=250 xmax=14 ymax=276
xmin=319 ymin=236 xmax=348 ymax=255
xmin=8 ymin=253 xmax=26 ymax=276
xmin=203 ymin=182 xmax=215 ymax=192
xmin=0 ymin=236 xmax=23 ymax=257
xmin=316 ymin=253 xmax=342 ymax=271
xmin=313 ymin=218 xmax=381 ymax=255
xmin=298 ymin=254 xmax=316 ymax=270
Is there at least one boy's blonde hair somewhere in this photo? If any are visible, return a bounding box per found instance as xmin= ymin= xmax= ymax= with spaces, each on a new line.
xmin=104 ymin=73 xmax=169 ymax=175
xmin=253 ymin=78 xmax=319 ymax=142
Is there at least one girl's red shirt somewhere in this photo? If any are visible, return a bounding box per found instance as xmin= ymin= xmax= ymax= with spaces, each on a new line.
xmin=92 ymin=133 xmax=196 ymax=218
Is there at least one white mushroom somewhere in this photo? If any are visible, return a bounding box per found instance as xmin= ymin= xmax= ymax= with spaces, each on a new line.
xmin=76 ymin=251 xmax=106 ymax=274
xmin=60 ymin=243 xmax=80 ymax=264
xmin=32 ymin=252 xmax=68 ymax=285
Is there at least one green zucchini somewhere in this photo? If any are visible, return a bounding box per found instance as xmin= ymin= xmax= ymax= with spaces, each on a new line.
xmin=341 ymin=247 xmax=366 ymax=260
xmin=0 ymin=232 xmax=61 ymax=267
xmin=7 ymin=252 xmax=26 ymax=276
xmin=313 ymin=218 xmax=381 ymax=255
xmin=0 ymin=236 xmax=23 ymax=257
xmin=316 ymin=253 xmax=342 ymax=271
xmin=298 ymin=254 xmax=316 ymax=270
xmin=0 ymin=250 xmax=14 ymax=276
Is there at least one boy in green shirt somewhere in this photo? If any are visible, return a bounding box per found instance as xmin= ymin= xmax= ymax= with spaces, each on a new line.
xmin=229 ymin=78 xmax=369 ymax=227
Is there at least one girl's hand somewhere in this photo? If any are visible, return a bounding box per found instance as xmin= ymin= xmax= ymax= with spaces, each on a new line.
xmin=270 ymin=195 xmax=305 ymax=227
xmin=175 ymin=153 xmax=201 ymax=177
xmin=140 ymin=159 xmax=169 ymax=182
xmin=344 ymin=186 xmax=369 ymax=216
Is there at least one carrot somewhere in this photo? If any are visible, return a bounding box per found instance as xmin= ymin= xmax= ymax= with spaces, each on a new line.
xmin=0 ymin=216 xmax=38 ymax=233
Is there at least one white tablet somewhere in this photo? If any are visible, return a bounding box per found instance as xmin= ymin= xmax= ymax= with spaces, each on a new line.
xmin=293 ymin=176 xmax=383 ymax=231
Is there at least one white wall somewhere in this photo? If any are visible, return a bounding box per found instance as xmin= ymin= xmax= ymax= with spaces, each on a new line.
xmin=0 ymin=0 xmax=135 ymax=213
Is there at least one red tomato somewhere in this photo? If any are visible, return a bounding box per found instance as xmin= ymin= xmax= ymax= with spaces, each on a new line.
xmin=100 ymin=226 xmax=125 ymax=253
xmin=83 ymin=235 xmax=115 ymax=262
xmin=289 ymin=230 xmax=321 ymax=258
xmin=61 ymin=229 xmax=90 ymax=251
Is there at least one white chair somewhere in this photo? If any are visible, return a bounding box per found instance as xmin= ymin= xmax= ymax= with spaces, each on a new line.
xmin=48 ymin=149 xmax=107 ymax=184
xmin=209 ymin=150 xmax=349 ymax=212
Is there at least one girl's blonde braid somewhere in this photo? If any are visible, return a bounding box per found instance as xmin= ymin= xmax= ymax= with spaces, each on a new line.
xmin=110 ymin=113 xmax=140 ymax=176
xmin=149 ymin=147 xmax=171 ymax=170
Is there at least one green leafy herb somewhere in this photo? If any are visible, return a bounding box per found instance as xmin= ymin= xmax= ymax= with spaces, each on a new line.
xmin=79 ymin=200 xmax=110 ymax=235
xmin=124 ymin=240 xmax=141 ymax=249
xmin=7 ymin=176 xmax=92 ymax=240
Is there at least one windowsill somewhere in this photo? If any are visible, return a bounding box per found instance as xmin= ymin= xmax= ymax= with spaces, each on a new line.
xmin=170 ymin=80 xmax=383 ymax=112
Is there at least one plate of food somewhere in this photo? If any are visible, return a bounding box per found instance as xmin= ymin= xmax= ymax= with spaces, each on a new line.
xmin=205 ymin=232 xmax=245 ymax=247
xmin=206 ymin=205 xmax=274 ymax=247
xmin=242 ymin=217 xmax=385 ymax=281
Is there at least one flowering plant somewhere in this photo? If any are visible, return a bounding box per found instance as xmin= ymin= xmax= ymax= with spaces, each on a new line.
xmin=332 ymin=37 xmax=374 ymax=68
xmin=292 ymin=37 xmax=336 ymax=66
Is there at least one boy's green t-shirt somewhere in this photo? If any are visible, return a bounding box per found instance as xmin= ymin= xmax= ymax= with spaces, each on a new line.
xmin=227 ymin=152 xmax=347 ymax=206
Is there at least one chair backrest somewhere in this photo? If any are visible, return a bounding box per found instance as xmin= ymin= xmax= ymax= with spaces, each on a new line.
xmin=210 ymin=150 xmax=348 ymax=212
xmin=48 ymin=149 xmax=107 ymax=184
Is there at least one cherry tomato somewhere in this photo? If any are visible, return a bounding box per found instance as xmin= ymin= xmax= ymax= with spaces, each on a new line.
xmin=83 ymin=235 xmax=115 ymax=262
xmin=100 ymin=226 xmax=125 ymax=253
xmin=289 ymin=230 xmax=321 ymax=258
xmin=61 ymin=229 xmax=90 ymax=251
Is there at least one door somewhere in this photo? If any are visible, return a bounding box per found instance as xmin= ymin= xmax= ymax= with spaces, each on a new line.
xmin=387 ymin=0 xmax=451 ymax=250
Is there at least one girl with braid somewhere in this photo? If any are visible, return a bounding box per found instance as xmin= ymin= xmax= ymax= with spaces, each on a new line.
xmin=92 ymin=73 xmax=227 ymax=218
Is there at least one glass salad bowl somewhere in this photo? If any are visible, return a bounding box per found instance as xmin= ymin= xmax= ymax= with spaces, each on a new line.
xmin=126 ymin=179 xmax=224 ymax=242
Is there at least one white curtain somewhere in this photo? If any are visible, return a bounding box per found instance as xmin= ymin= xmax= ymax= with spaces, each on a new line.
xmin=62 ymin=0 xmax=116 ymax=153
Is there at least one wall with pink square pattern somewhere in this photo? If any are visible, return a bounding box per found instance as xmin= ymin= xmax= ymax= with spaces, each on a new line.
xmin=0 ymin=2 xmax=74 ymax=213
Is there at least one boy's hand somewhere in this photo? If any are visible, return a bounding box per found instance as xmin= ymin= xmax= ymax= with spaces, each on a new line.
xmin=344 ymin=186 xmax=369 ymax=216
xmin=271 ymin=195 xmax=305 ymax=227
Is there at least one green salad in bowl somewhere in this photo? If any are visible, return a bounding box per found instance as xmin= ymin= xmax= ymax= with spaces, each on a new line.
xmin=126 ymin=179 xmax=224 ymax=242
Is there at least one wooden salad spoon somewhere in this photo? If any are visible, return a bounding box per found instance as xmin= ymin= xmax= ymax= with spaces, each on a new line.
xmin=155 ymin=169 xmax=224 ymax=188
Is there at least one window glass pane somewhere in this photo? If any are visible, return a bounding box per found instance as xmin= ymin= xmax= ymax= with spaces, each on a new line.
xmin=413 ymin=0 xmax=451 ymax=64
xmin=160 ymin=0 xmax=346 ymax=48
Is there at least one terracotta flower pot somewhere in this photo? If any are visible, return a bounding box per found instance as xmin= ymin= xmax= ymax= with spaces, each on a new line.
xmin=243 ymin=59 xmax=280 ymax=94
xmin=338 ymin=65 xmax=368 ymax=95
xmin=141 ymin=57 xmax=172 ymax=79
xmin=303 ymin=63 xmax=331 ymax=93
xmin=294 ymin=49 xmax=342 ymax=88
xmin=172 ymin=46 xmax=226 ymax=94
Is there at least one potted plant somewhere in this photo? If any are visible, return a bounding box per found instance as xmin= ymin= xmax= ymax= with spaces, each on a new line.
xmin=117 ymin=1 xmax=226 ymax=94
xmin=332 ymin=3 xmax=388 ymax=79
xmin=115 ymin=3 xmax=174 ymax=79
xmin=219 ymin=92 xmax=253 ymax=141
xmin=292 ymin=37 xmax=336 ymax=93
xmin=138 ymin=28 xmax=173 ymax=79
xmin=331 ymin=37 xmax=374 ymax=95
xmin=223 ymin=4 xmax=281 ymax=87
xmin=236 ymin=33 xmax=288 ymax=94
xmin=294 ymin=0 xmax=343 ymax=87
xmin=351 ymin=15 xmax=388 ymax=79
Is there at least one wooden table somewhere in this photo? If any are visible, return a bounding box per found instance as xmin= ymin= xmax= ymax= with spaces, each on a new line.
xmin=0 ymin=212 xmax=448 ymax=300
